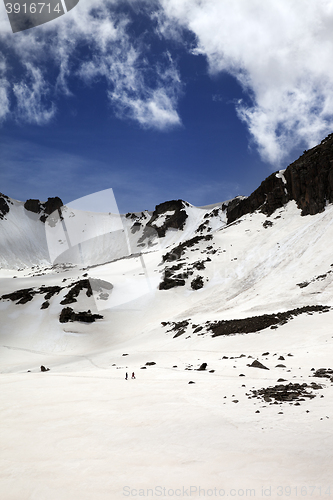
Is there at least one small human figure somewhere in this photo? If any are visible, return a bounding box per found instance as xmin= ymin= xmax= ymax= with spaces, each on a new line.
xmin=125 ymin=372 xmax=128 ymax=380
xmin=131 ymin=372 xmax=135 ymax=379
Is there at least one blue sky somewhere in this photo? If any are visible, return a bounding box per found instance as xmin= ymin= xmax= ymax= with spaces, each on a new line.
xmin=1 ymin=0 xmax=333 ymax=213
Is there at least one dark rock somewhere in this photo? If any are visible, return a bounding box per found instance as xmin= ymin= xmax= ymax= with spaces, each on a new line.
xmin=209 ymin=305 xmax=330 ymax=337
xmin=226 ymin=133 xmax=333 ymax=224
xmin=41 ymin=301 xmax=50 ymax=309
xmin=159 ymin=270 xmax=186 ymax=291
xmin=40 ymin=365 xmax=50 ymax=372
xmin=60 ymin=279 xmax=93 ymax=304
xmin=297 ymin=281 xmax=310 ymax=288
xmin=191 ymin=276 xmax=204 ymax=290
xmin=59 ymin=307 xmax=103 ymax=323
xmin=165 ymin=320 xmax=189 ymax=338
xmin=193 ymin=260 xmax=206 ymax=271
xmin=43 ymin=197 xmax=63 ymax=215
xmin=131 ymin=222 xmax=142 ymax=234
xmin=276 ymin=364 xmax=286 ymax=368
xmin=24 ymin=199 xmax=42 ymax=214
xmin=197 ymin=363 xmax=208 ymax=371
xmin=162 ymin=234 xmax=213 ymax=263
xmin=145 ymin=200 xmax=189 ymax=238
xmin=221 ymin=196 xmax=244 ymax=214
xmin=278 ymin=356 xmax=285 ymax=360
xmin=25 ymin=196 xmax=63 ymax=223
xmin=250 ymin=381 xmax=321 ymax=404
xmin=145 ymin=362 xmax=156 ymax=366
xmin=0 ymin=193 xmax=10 ymax=219
xmin=262 ymin=352 xmax=270 ymax=356
xmin=1 ymin=284 xmax=63 ymax=306
xmin=312 ymin=368 xmax=333 ymax=382
xmin=2 ymin=288 xmax=35 ymax=304
xmin=249 ymin=360 xmax=269 ymax=370
xmin=188 ymin=381 xmax=195 ymax=384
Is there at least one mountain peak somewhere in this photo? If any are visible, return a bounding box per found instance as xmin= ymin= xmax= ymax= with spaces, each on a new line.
xmin=227 ymin=132 xmax=333 ymax=224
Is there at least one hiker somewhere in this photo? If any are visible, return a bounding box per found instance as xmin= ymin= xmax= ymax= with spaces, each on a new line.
xmin=125 ymin=372 xmax=128 ymax=380
xmin=131 ymin=372 xmax=135 ymax=379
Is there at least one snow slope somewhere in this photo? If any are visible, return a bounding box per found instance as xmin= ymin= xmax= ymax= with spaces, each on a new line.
xmin=0 ymin=196 xmax=333 ymax=499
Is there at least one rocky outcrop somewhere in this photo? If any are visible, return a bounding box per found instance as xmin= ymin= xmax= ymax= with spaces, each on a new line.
xmin=159 ymin=269 xmax=186 ymax=290
xmin=60 ymin=279 xmax=93 ymax=305
xmin=1 ymin=285 xmax=62 ymax=305
xmin=191 ymin=276 xmax=204 ymax=290
xmin=227 ymin=133 xmax=333 ymax=223
xmin=145 ymin=200 xmax=189 ymax=238
xmin=0 ymin=193 xmax=11 ymax=220
xmin=60 ymin=278 xmax=113 ymax=304
xmin=59 ymin=307 xmax=103 ymax=323
xmin=209 ymin=305 xmax=330 ymax=337
xmin=0 ymin=279 xmax=111 ymax=308
xmin=162 ymin=234 xmax=213 ymax=263
xmin=24 ymin=196 xmax=63 ymax=223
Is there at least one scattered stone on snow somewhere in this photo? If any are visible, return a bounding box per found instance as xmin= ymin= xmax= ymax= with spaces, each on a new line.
xmin=248 ymin=382 xmax=323 ymax=404
xmin=312 ymin=368 xmax=333 ymax=382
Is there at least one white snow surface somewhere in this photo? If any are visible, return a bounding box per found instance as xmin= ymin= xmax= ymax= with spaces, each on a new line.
xmin=0 ymin=197 xmax=333 ymax=499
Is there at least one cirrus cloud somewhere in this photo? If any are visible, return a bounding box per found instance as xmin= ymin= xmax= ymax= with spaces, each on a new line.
xmin=0 ymin=0 xmax=182 ymax=130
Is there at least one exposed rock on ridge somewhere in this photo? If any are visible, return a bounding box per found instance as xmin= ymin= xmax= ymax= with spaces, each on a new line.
xmin=146 ymin=200 xmax=189 ymax=238
xmin=24 ymin=196 xmax=63 ymax=223
xmin=227 ymin=133 xmax=333 ymax=223
xmin=0 ymin=193 xmax=11 ymax=220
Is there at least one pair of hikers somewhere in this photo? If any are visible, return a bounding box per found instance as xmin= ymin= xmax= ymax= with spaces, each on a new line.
xmin=125 ymin=372 xmax=135 ymax=380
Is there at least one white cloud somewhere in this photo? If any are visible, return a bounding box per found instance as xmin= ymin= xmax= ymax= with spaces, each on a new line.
xmin=0 ymin=0 xmax=182 ymax=130
xmin=2 ymin=0 xmax=333 ymax=163
xmin=0 ymin=53 xmax=9 ymax=122
xmin=158 ymin=0 xmax=333 ymax=164
xmin=13 ymin=63 xmax=55 ymax=124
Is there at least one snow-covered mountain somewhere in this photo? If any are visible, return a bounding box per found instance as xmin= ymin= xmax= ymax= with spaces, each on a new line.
xmin=1 ymin=135 xmax=333 ymax=499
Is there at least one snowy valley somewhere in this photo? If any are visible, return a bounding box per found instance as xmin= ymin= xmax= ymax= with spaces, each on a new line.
xmin=1 ymin=136 xmax=333 ymax=499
